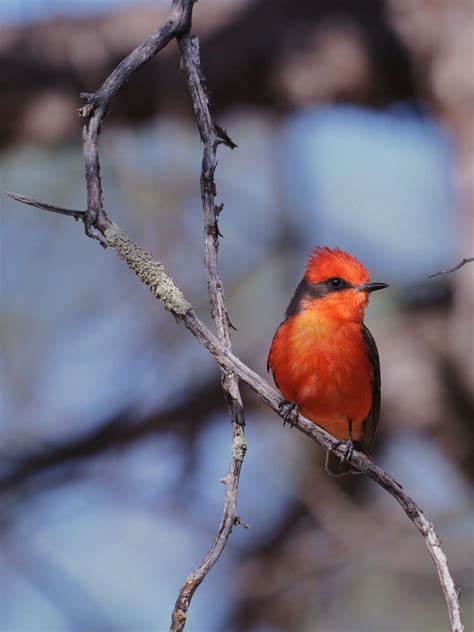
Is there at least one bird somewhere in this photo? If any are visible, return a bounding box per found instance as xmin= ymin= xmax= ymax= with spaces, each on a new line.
xmin=267 ymin=246 xmax=388 ymax=476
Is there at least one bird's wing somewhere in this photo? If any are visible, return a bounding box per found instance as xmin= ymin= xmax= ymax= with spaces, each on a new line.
xmin=267 ymin=322 xmax=283 ymax=390
xmin=361 ymin=324 xmax=381 ymax=454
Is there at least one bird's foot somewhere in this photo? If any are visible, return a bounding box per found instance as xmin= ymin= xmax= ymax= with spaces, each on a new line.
xmin=279 ymin=400 xmax=299 ymax=428
xmin=331 ymin=439 xmax=355 ymax=465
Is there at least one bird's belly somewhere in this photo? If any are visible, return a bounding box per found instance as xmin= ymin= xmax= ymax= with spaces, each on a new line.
xmin=274 ymin=329 xmax=373 ymax=440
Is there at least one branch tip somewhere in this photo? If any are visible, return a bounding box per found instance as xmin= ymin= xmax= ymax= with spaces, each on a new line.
xmin=429 ymin=257 xmax=474 ymax=278
xmin=214 ymin=123 xmax=237 ymax=149
xmin=233 ymin=516 xmax=250 ymax=529
xmin=6 ymin=191 xmax=85 ymax=221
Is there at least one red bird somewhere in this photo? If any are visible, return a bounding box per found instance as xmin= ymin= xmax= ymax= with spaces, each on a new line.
xmin=268 ymin=247 xmax=388 ymax=475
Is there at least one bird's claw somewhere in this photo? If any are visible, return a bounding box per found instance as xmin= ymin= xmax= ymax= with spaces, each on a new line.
xmin=331 ymin=439 xmax=355 ymax=465
xmin=279 ymin=400 xmax=298 ymax=428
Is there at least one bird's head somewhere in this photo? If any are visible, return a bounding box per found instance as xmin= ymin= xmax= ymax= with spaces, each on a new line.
xmin=297 ymin=246 xmax=388 ymax=322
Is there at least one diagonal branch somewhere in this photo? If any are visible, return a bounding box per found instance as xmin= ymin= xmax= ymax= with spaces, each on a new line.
xmin=8 ymin=198 xmax=465 ymax=632
xmin=108 ymin=227 xmax=465 ymax=632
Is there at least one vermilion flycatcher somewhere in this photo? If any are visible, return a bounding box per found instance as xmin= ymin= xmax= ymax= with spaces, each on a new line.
xmin=268 ymin=247 xmax=388 ymax=475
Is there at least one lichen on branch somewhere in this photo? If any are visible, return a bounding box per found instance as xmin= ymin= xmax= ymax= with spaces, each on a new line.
xmin=105 ymin=223 xmax=191 ymax=316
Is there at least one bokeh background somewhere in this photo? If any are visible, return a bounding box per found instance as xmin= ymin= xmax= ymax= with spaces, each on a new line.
xmin=1 ymin=1 xmax=473 ymax=630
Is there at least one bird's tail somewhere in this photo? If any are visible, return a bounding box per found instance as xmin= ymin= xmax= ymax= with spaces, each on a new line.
xmin=325 ymin=447 xmax=364 ymax=477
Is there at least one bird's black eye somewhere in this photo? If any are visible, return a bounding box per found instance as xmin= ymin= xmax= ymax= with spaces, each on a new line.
xmin=328 ymin=277 xmax=344 ymax=289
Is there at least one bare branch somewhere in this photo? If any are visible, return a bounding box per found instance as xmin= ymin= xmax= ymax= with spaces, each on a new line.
xmin=6 ymin=192 xmax=85 ymax=221
xmin=171 ymin=27 xmax=246 ymax=632
xmin=430 ymin=257 xmax=474 ymax=278
xmin=77 ymin=0 xmax=193 ymax=119
xmin=170 ymin=434 xmax=246 ymax=632
xmin=77 ymin=0 xmax=195 ymax=244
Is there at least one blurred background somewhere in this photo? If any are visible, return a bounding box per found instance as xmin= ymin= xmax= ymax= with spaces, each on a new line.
xmin=1 ymin=0 xmax=473 ymax=630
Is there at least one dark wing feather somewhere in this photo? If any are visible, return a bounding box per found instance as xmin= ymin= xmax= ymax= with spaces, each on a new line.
xmin=361 ymin=324 xmax=381 ymax=454
xmin=267 ymin=322 xmax=283 ymax=390
xmin=268 ymin=277 xmax=308 ymax=388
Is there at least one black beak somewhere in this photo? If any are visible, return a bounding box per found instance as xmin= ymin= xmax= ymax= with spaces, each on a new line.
xmin=358 ymin=282 xmax=389 ymax=293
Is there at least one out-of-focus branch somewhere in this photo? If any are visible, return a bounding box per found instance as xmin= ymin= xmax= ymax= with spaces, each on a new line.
xmin=0 ymin=382 xmax=229 ymax=498
xmin=170 ymin=29 xmax=246 ymax=632
xmin=430 ymin=257 xmax=474 ymax=278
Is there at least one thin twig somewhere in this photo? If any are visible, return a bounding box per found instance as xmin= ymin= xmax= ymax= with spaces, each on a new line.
xmin=170 ymin=29 xmax=246 ymax=632
xmin=429 ymin=257 xmax=474 ymax=278
xmin=5 ymin=192 xmax=85 ymax=220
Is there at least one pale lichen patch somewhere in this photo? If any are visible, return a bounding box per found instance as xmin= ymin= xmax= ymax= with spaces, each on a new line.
xmin=232 ymin=434 xmax=247 ymax=461
xmin=105 ymin=223 xmax=191 ymax=315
